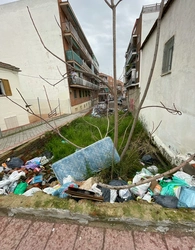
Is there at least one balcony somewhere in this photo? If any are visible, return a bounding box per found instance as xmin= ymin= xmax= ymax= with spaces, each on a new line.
xmin=66 ymin=50 xmax=83 ymax=66
xmin=125 ymin=78 xmax=137 ymax=88
xmin=64 ymin=22 xmax=94 ymax=65
xmin=82 ymin=61 xmax=93 ymax=74
xmin=126 ymin=49 xmax=137 ymax=64
xmin=70 ymin=76 xmax=99 ymax=90
xmin=126 ymin=66 xmax=136 ymax=77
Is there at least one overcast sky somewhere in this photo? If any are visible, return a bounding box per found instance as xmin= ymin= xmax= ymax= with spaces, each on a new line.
xmin=0 ymin=0 xmax=161 ymax=79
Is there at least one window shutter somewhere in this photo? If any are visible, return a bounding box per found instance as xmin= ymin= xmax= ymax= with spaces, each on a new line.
xmin=2 ymin=79 xmax=12 ymax=96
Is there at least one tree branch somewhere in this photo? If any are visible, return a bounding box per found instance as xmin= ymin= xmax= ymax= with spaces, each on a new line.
xmin=115 ymin=0 xmax=122 ymax=7
xmin=104 ymin=0 xmax=112 ymax=8
xmin=141 ymin=102 xmax=182 ymax=115
xmin=27 ymin=6 xmax=114 ymax=94
xmin=5 ymin=91 xmax=82 ymax=149
xmin=39 ymin=74 xmax=68 ymax=87
xmin=98 ymin=153 xmax=195 ymax=190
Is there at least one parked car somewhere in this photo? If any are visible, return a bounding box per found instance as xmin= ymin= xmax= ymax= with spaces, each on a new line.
xmin=117 ymin=97 xmax=123 ymax=105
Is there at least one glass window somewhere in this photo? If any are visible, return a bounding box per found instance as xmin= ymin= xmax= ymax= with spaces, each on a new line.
xmin=162 ymin=36 xmax=174 ymax=74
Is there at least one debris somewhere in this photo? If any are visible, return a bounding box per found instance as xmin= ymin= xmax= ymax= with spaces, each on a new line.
xmin=177 ymin=186 xmax=195 ymax=209
xmin=153 ymin=195 xmax=179 ymax=208
xmin=65 ymin=187 xmax=104 ymax=202
xmin=6 ymin=157 xmax=24 ymax=169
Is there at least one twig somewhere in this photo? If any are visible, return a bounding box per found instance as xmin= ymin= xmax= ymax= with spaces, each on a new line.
xmin=27 ymin=6 xmax=114 ymax=94
xmin=39 ymin=75 xmax=68 ymax=87
xmin=141 ymin=102 xmax=182 ymax=115
xmin=82 ymin=117 xmax=103 ymax=139
xmin=5 ymin=92 xmax=82 ymax=149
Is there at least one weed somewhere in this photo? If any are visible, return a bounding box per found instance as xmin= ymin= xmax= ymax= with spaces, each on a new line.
xmin=44 ymin=113 xmax=167 ymax=182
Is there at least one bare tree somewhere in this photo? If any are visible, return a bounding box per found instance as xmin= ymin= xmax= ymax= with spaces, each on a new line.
xmin=104 ymin=0 xmax=122 ymax=149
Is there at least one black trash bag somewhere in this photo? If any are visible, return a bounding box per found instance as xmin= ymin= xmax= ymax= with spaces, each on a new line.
xmin=141 ymin=154 xmax=154 ymax=165
xmin=153 ymin=195 xmax=178 ymax=208
xmin=6 ymin=157 xmax=24 ymax=169
xmin=97 ymin=179 xmax=130 ymax=203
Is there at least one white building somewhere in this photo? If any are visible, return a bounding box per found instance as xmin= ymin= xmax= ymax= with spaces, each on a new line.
xmin=0 ymin=62 xmax=30 ymax=131
xmin=140 ymin=0 xmax=195 ymax=164
xmin=0 ymin=0 xmax=99 ymax=125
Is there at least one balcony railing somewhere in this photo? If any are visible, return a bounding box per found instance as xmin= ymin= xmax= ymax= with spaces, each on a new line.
xmin=126 ymin=66 xmax=136 ymax=77
xmin=70 ymin=76 xmax=99 ymax=90
xmin=66 ymin=50 xmax=83 ymax=66
xmin=126 ymin=49 xmax=137 ymax=64
xmin=65 ymin=22 xmax=93 ymax=62
xmin=142 ymin=3 xmax=161 ymax=13
xmin=82 ymin=61 xmax=93 ymax=74
xmin=125 ymin=78 xmax=137 ymax=87
xmin=64 ymin=21 xmax=99 ymax=72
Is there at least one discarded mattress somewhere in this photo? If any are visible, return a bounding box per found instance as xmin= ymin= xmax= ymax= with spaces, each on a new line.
xmin=52 ymin=137 xmax=120 ymax=183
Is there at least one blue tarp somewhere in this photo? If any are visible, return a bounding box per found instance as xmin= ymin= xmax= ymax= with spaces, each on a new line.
xmin=52 ymin=137 xmax=120 ymax=183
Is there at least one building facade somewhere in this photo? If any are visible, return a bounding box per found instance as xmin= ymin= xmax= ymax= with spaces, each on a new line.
xmin=0 ymin=62 xmax=30 ymax=131
xmin=124 ymin=3 xmax=160 ymax=112
xmin=59 ymin=1 xmax=99 ymax=113
xmin=0 ymin=0 xmax=99 ymax=125
xmin=140 ymin=0 xmax=195 ymax=163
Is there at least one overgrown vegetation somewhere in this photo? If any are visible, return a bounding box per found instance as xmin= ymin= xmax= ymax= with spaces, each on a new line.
xmin=44 ymin=112 xmax=170 ymax=183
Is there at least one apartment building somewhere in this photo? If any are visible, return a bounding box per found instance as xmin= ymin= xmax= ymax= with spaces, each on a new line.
xmin=0 ymin=0 xmax=99 ymax=126
xmin=98 ymin=72 xmax=124 ymax=102
xmin=124 ymin=3 xmax=160 ymax=112
xmin=59 ymin=0 xmax=99 ymax=112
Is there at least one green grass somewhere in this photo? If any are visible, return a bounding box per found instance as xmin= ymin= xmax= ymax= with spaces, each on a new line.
xmin=44 ymin=112 xmax=168 ymax=181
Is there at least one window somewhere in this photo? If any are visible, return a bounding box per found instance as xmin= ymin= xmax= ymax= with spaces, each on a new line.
xmin=162 ymin=36 xmax=174 ymax=74
xmin=0 ymin=79 xmax=12 ymax=96
xmin=79 ymin=90 xmax=82 ymax=98
xmin=74 ymin=90 xmax=77 ymax=98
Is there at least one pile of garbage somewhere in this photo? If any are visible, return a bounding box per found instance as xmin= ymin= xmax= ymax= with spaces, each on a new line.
xmin=0 ymin=152 xmax=195 ymax=210
xmin=129 ymin=164 xmax=195 ymax=209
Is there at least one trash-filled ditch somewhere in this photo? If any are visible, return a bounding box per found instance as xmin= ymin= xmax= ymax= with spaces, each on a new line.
xmin=1 ymin=137 xmax=195 ymax=211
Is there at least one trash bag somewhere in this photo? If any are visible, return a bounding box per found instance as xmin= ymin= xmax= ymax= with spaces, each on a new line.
xmin=14 ymin=182 xmax=28 ymax=195
xmin=25 ymin=157 xmax=42 ymax=169
xmin=177 ymin=186 xmax=195 ymax=209
xmin=141 ymin=154 xmax=154 ymax=165
xmin=97 ymin=179 xmax=132 ymax=203
xmin=6 ymin=157 xmax=24 ymax=169
xmin=147 ymin=165 xmax=158 ymax=175
xmin=173 ymin=171 xmax=194 ymax=186
xmin=130 ymin=168 xmax=153 ymax=198
xmin=160 ymin=176 xmax=188 ymax=196
xmin=153 ymin=195 xmax=178 ymax=208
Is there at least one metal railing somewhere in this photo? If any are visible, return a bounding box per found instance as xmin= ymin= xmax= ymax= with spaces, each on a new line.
xmin=142 ymin=3 xmax=161 ymax=13
xmin=126 ymin=49 xmax=137 ymax=64
xmin=65 ymin=21 xmax=99 ymax=72
xmin=71 ymin=76 xmax=99 ymax=90
xmin=66 ymin=50 xmax=83 ymax=65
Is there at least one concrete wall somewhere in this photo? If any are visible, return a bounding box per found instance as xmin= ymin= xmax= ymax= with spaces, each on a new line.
xmin=0 ymin=68 xmax=30 ymax=130
xmin=141 ymin=11 xmax=159 ymax=45
xmin=140 ymin=0 xmax=195 ymax=164
xmin=0 ymin=0 xmax=71 ymax=122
